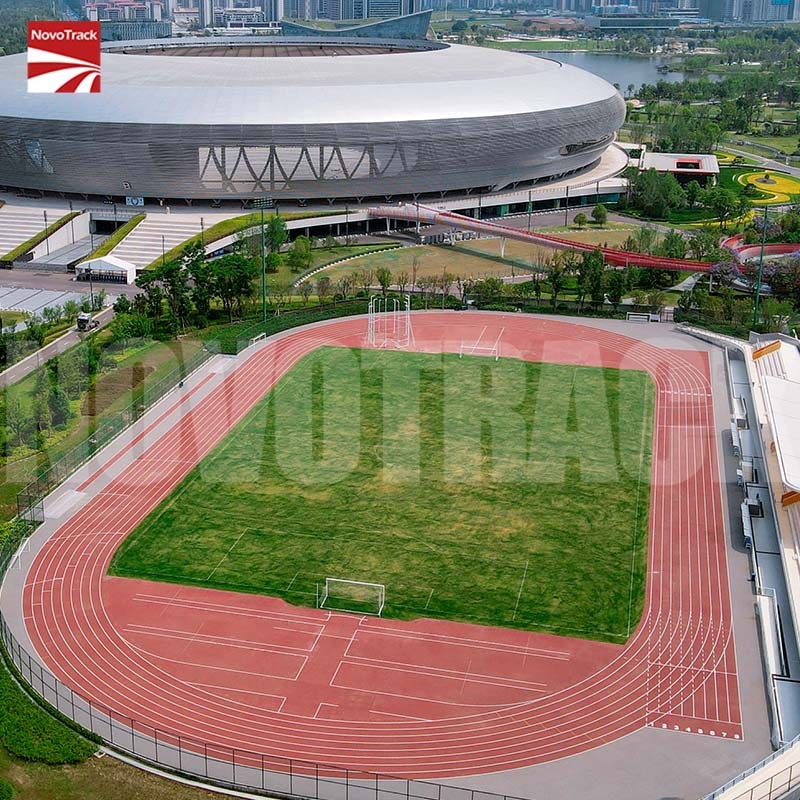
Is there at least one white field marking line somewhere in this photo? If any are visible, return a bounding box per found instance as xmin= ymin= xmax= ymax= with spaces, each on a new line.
xmin=286 ymin=572 xmax=299 ymax=591
xmin=647 ymin=661 xmax=737 ymax=677
xmin=368 ymin=710 xmax=432 ymax=722
xmin=349 ymin=626 xmax=572 ymax=661
xmin=338 ymin=659 xmax=548 ymax=693
xmin=314 ymin=702 xmax=338 ymax=719
xmin=123 ymin=629 xmax=310 ymax=670
xmin=124 ymin=623 xmax=318 ymax=655
xmin=626 ymin=377 xmax=651 ymax=637
xmin=26 ymin=318 xmax=732 ymax=756
xmin=132 ymin=593 xmax=325 ymax=627
xmin=189 ymin=683 xmax=288 ymax=711
xmin=330 ymin=672 xmax=537 ymax=710
xmin=272 ymin=624 xmax=325 ymax=653
xmin=464 ymin=325 xmax=487 ymax=355
xmin=129 ymin=648 xmax=307 ymax=682
xmin=342 ymin=653 xmax=548 ymax=691
xmin=424 ymin=589 xmax=434 ymax=610
xmin=512 ymin=559 xmax=529 ymax=622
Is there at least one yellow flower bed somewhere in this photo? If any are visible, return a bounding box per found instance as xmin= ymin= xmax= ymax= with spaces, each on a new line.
xmin=737 ymin=170 xmax=800 ymax=204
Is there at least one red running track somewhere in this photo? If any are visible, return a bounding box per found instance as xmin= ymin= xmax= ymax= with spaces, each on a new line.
xmin=22 ymin=314 xmax=741 ymax=778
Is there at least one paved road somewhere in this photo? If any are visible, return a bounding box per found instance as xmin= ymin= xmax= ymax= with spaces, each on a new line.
xmin=0 ymin=306 xmax=114 ymax=388
xmin=724 ymin=146 xmax=800 ymax=179
xmin=0 ymin=268 xmax=138 ymax=297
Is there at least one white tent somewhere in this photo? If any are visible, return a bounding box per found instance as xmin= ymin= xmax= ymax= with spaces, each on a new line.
xmin=75 ymin=255 xmax=137 ymax=285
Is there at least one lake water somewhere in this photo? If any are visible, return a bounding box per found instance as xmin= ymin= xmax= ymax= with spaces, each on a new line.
xmin=534 ymin=52 xmax=691 ymax=91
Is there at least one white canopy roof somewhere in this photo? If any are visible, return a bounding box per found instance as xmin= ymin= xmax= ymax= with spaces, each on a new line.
xmin=763 ymin=374 xmax=800 ymax=492
xmin=76 ymin=255 xmax=137 ymax=284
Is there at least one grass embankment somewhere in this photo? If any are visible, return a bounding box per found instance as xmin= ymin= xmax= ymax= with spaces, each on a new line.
xmin=0 ymin=337 xmax=204 ymax=520
xmin=112 ymin=346 xmax=654 ymax=642
xmin=144 ymin=210 xmax=339 ymax=270
xmin=318 ymin=226 xmax=639 ymax=282
xmin=0 ymin=657 xmax=219 ymax=799
xmin=0 ymin=213 xmax=81 ymax=263
xmin=82 ymin=214 xmax=145 ymax=261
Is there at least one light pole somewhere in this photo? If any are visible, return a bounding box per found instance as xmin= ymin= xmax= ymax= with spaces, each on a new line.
xmin=527 ymin=188 xmax=532 ymax=233
xmin=564 ymin=185 xmax=570 ymax=228
xmin=753 ymin=205 xmax=768 ymax=330
xmin=87 ymin=266 xmax=94 ymax=310
xmin=68 ymin=200 xmax=75 ymax=244
xmin=253 ymin=197 xmax=274 ymax=324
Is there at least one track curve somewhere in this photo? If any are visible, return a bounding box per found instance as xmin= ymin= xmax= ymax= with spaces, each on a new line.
xmin=21 ymin=313 xmax=740 ymax=778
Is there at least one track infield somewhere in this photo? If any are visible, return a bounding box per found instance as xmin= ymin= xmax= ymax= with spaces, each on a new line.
xmin=19 ymin=312 xmax=742 ymax=778
xmin=110 ymin=347 xmax=653 ymax=642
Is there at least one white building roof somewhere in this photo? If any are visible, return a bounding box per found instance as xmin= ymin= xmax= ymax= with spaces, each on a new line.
xmin=763 ymin=372 xmax=800 ymax=493
xmin=0 ymin=41 xmax=620 ymax=126
xmin=639 ymin=152 xmax=720 ymax=175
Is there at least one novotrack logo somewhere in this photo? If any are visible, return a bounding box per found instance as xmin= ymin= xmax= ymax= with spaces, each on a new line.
xmin=28 ymin=22 xmax=101 ymax=93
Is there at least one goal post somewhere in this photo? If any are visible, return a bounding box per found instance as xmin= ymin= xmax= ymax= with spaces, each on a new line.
xmin=318 ymin=578 xmax=386 ymax=616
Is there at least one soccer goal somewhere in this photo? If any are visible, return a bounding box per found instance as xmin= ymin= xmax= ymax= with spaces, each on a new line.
xmin=317 ymin=578 xmax=386 ymax=616
xmin=459 ymin=326 xmax=504 ymax=361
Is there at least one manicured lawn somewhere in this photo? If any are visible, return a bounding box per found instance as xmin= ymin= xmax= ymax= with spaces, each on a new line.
xmin=318 ymin=227 xmax=639 ymax=282
xmin=112 ymin=346 xmax=654 ymax=642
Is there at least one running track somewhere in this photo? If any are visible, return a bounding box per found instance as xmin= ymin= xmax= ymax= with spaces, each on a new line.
xmin=21 ymin=313 xmax=741 ymax=778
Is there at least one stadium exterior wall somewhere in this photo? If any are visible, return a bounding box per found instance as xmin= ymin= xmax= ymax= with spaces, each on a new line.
xmin=0 ymin=105 xmax=621 ymax=201
xmin=0 ymin=40 xmax=626 ymax=202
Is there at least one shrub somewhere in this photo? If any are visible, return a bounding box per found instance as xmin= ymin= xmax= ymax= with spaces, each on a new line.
xmin=0 ymin=778 xmax=14 ymax=800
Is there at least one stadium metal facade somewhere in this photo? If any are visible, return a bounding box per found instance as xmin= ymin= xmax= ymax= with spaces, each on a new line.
xmin=0 ymin=38 xmax=626 ymax=203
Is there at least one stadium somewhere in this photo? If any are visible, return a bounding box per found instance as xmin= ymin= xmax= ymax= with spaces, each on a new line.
xmin=0 ymin=37 xmax=626 ymax=202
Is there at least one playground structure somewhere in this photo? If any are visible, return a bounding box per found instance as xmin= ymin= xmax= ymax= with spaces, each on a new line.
xmin=369 ymin=204 xmax=715 ymax=273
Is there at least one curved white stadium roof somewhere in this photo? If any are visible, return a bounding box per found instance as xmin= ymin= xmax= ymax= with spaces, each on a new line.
xmin=0 ymin=42 xmax=620 ymax=126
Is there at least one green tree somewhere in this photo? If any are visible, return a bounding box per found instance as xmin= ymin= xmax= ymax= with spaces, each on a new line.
xmin=288 ymin=235 xmax=313 ymax=273
xmin=48 ymin=385 xmax=70 ymax=428
xmin=209 ymin=254 xmax=258 ymax=321
xmin=376 ymin=267 xmax=393 ymax=296
xmin=685 ymin=180 xmax=703 ymax=209
xmin=702 ymin=187 xmax=739 ymax=229
xmin=573 ymin=212 xmax=588 ymax=229
xmin=606 ymin=269 xmax=626 ymax=309
xmin=317 ymin=276 xmax=332 ymax=305
xmin=266 ymin=215 xmax=288 ymax=253
xmin=591 ymin=203 xmax=608 ymax=226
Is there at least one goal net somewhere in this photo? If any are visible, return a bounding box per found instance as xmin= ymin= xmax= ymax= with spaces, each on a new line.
xmin=318 ymin=578 xmax=386 ymax=616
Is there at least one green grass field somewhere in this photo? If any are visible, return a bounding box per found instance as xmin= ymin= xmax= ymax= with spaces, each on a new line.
xmin=111 ymin=346 xmax=654 ymax=642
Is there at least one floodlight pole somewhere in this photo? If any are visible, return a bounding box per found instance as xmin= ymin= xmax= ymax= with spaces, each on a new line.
xmin=527 ymin=188 xmax=532 ymax=233
xmin=261 ymin=204 xmax=267 ymax=324
xmin=564 ymin=185 xmax=570 ymax=227
xmin=254 ymin=196 xmax=273 ymax=325
xmin=753 ymin=205 xmax=768 ymax=330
